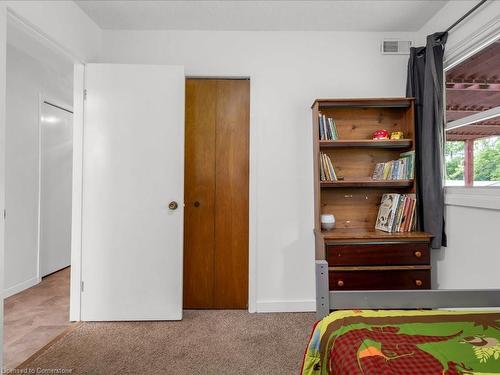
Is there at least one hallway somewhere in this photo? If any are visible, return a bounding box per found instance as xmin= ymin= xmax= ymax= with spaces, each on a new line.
xmin=3 ymin=267 xmax=71 ymax=369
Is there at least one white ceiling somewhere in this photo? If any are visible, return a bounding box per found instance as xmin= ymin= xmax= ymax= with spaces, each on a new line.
xmin=76 ymin=0 xmax=449 ymax=32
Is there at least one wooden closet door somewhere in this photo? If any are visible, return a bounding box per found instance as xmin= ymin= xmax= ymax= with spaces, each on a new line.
xmin=184 ymin=79 xmax=216 ymax=308
xmin=214 ymin=80 xmax=249 ymax=309
xmin=184 ymin=79 xmax=249 ymax=309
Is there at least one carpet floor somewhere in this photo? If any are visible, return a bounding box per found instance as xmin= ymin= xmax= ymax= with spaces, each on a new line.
xmin=17 ymin=310 xmax=316 ymax=375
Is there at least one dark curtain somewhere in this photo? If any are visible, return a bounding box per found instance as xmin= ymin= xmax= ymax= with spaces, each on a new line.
xmin=406 ymin=32 xmax=448 ymax=249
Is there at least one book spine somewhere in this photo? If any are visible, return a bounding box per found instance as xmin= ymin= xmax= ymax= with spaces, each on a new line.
xmin=322 ymin=154 xmax=329 ymax=180
xmin=410 ymin=152 xmax=415 ymax=179
xmin=392 ymin=161 xmax=399 ymax=180
xmin=385 ymin=162 xmax=390 ymax=180
xmin=328 ymin=118 xmax=336 ymax=140
xmin=394 ymin=195 xmax=405 ymax=232
xmin=319 ymin=114 xmax=324 ymax=140
xmin=326 ymin=155 xmax=337 ymax=180
xmin=319 ymin=153 xmax=325 ymax=181
xmin=387 ymin=194 xmax=400 ymax=232
xmin=407 ymin=197 xmax=416 ymax=231
xmin=400 ymin=197 xmax=408 ymax=232
xmin=321 ymin=153 xmax=328 ymax=180
xmin=323 ymin=154 xmax=332 ymax=181
xmin=322 ymin=115 xmax=328 ymax=140
xmin=332 ymin=119 xmax=339 ymax=140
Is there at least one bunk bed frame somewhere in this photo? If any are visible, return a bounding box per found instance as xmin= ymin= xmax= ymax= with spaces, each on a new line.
xmin=316 ymin=260 xmax=500 ymax=319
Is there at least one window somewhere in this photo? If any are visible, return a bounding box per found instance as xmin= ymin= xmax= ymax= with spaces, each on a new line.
xmin=446 ymin=135 xmax=500 ymax=186
xmin=445 ymin=39 xmax=500 ymax=187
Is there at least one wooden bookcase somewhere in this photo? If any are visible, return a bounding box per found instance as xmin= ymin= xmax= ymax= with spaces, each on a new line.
xmin=312 ymin=98 xmax=433 ymax=291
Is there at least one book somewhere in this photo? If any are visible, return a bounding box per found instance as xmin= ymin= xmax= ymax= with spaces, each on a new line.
xmin=375 ymin=193 xmax=417 ymax=233
xmin=328 ymin=118 xmax=339 ymax=140
xmin=400 ymin=150 xmax=415 ymax=179
xmin=320 ymin=152 xmax=337 ymax=181
xmin=393 ymin=195 xmax=405 ymax=232
xmin=372 ymin=163 xmax=385 ymax=180
xmin=400 ymin=196 xmax=412 ymax=232
xmin=322 ymin=154 xmax=331 ymax=180
xmin=391 ymin=160 xmax=400 ymax=180
xmin=318 ymin=114 xmax=325 ymax=140
xmin=371 ymin=152 xmax=415 ymax=181
xmin=318 ymin=114 xmax=339 ymax=141
xmin=375 ymin=193 xmax=400 ymax=232
xmin=322 ymin=115 xmax=329 ymax=140
xmin=406 ymin=194 xmax=417 ymax=232
xmin=320 ymin=153 xmax=327 ymax=180
xmin=382 ymin=162 xmax=392 ymax=179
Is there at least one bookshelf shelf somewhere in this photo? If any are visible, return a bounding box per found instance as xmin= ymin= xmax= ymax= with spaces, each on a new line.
xmin=319 ymin=139 xmax=412 ymax=149
xmin=320 ymin=178 xmax=413 ymax=188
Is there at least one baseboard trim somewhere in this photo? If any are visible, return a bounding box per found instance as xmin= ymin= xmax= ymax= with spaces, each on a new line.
xmin=256 ymin=299 xmax=316 ymax=313
xmin=3 ymin=276 xmax=41 ymax=299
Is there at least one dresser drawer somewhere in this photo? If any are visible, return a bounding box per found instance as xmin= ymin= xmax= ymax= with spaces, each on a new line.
xmin=329 ymin=268 xmax=430 ymax=290
xmin=326 ymin=242 xmax=429 ymax=267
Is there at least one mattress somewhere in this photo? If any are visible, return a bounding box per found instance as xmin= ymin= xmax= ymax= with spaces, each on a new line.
xmin=301 ymin=309 xmax=500 ymax=374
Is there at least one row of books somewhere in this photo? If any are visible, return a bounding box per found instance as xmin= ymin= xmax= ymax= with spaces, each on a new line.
xmin=318 ymin=114 xmax=339 ymax=140
xmin=375 ymin=193 xmax=417 ymax=233
xmin=372 ymin=151 xmax=415 ymax=180
xmin=320 ymin=152 xmax=337 ymax=181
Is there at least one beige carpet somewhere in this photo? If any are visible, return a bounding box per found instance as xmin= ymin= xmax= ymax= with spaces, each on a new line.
xmin=16 ymin=310 xmax=316 ymax=375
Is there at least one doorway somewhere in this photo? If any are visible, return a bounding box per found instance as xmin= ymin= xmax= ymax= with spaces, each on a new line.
xmin=3 ymin=17 xmax=74 ymax=369
xmin=39 ymin=101 xmax=73 ymax=277
xmin=183 ymin=78 xmax=250 ymax=309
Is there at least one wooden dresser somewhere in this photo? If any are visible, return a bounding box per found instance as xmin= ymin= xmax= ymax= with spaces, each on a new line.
xmin=312 ymin=98 xmax=432 ymax=292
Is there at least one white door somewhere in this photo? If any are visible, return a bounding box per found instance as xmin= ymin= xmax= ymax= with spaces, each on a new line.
xmin=81 ymin=64 xmax=184 ymax=321
xmin=40 ymin=102 xmax=73 ymax=277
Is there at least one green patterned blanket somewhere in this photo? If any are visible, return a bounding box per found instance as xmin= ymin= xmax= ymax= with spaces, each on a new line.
xmin=302 ymin=310 xmax=500 ymax=374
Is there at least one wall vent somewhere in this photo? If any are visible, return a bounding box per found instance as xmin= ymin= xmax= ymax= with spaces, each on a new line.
xmin=381 ymin=40 xmax=412 ymax=55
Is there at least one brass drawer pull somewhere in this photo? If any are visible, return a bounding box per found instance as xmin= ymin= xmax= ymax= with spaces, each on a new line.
xmin=414 ymin=251 xmax=422 ymax=258
xmin=337 ymin=280 xmax=344 ymax=287
xmin=415 ymin=279 xmax=423 ymax=287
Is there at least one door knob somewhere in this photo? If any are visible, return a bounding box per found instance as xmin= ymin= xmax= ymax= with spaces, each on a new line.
xmin=168 ymin=201 xmax=178 ymax=210
xmin=194 ymin=201 xmax=200 ymax=207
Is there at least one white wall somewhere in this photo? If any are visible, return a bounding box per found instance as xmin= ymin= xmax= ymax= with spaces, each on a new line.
xmin=416 ymin=1 xmax=500 ymax=289
xmin=99 ymin=29 xmax=416 ymax=311
xmin=434 ymin=204 xmax=500 ymax=289
xmin=4 ymin=44 xmax=73 ymax=297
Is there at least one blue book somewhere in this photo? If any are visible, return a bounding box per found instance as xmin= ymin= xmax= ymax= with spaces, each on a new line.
xmin=319 ymin=114 xmax=324 ymax=140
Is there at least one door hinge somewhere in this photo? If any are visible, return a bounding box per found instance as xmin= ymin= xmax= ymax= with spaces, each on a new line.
xmin=81 ymin=281 xmax=84 ymax=292
xmin=83 ymin=89 xmax=87 ymax=101
xmin=3 ymin=209 xmax=5 ymax=220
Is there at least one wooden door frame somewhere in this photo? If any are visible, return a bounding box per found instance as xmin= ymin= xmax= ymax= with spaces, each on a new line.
xmin=184 ymin=76 xmax=255 ymax=312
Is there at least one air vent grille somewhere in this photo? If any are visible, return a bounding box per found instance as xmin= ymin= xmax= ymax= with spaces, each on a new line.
xmin=382 ymin=40 xmax=412 ymax=55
